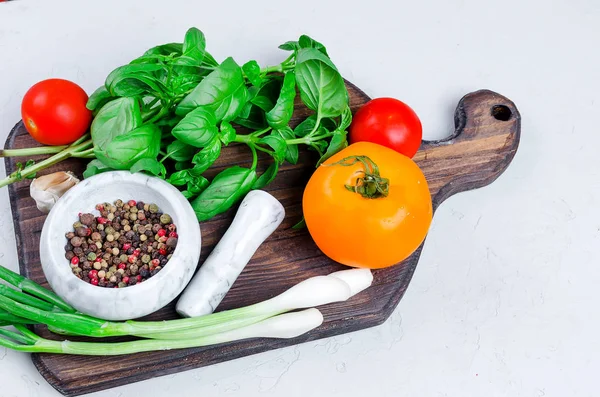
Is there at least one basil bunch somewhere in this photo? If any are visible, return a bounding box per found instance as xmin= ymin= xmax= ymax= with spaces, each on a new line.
xmin=86 ymin=28 xmax=352 ymax=221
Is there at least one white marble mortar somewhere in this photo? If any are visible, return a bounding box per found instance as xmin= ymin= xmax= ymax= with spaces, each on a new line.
xmin=39 ymin=171 xmax=201 ymax=321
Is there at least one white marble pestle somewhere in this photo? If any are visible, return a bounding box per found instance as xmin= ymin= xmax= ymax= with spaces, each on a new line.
xmin=176 ymin=190 xmax=285 ymax=317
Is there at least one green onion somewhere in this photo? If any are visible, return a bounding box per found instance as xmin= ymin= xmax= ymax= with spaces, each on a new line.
xmin=0 ymin=309 xmax=323 ymax=355
xmin=0 ymin=265 xmax=372 ymax=341
xmin=0 ymin=264 xmax=373 ymax=357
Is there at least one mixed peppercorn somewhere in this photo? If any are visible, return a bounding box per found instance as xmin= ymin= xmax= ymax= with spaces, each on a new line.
xmin=64 ymin=199 xmax=178 ymax=288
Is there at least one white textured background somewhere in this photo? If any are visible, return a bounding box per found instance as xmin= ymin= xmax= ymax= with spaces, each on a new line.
xmin=1 ymin=0 xmax=599 ymax=396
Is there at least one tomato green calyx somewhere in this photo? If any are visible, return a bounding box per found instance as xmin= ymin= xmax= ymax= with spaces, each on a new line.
xmin=326 ymin=155 xmax=390 ymax=199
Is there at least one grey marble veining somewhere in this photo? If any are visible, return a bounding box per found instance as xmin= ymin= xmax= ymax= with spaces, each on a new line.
xmin=176 ymin=190 xmax=285 ymax=317
xmin=39 ymin=171 xmax=201 ymax=321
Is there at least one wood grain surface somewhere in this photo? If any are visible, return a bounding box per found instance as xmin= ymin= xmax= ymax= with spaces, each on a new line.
xmin=3 ymin=83 xmax=520 ymax=396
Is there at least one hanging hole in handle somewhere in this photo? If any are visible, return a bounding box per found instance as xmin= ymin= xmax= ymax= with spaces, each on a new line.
xmin=491 ymin=105 xmax=512 ymax=121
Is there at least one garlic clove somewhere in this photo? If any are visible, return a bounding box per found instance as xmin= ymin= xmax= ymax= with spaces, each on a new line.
xmin=30 ymin=171 xmax=80 ymax=213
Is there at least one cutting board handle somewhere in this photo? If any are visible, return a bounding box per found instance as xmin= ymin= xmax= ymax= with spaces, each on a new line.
xmin=414 ymin=89 xmax=521 ymax=209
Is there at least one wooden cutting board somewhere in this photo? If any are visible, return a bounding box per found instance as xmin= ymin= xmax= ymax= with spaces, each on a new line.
xmin=3 ymin=83 xmax=520 ymax=396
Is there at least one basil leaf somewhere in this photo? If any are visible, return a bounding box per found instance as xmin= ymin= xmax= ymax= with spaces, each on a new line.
xmin=292 ymin=217 xmax=306 ymax=229
xmin=143 ymin=43 xmax=183 ymax=57
xmin=167 ymin=169 xmax=190 ymax=186
xmin=294 ymin=115 xmax=317 ymax=137
xmin=259 ymin=133 xmax=286 ymax=163
xmin=181 ymin=190 xmax=195 ymax=199
xmin=86 ymin=86 xmax=114 ymax=112
xmin=175 ymin=161 xmax=190 ymax=171
xmin=296 ymin=47 xmax=338 ymax=70
xmin=105 ymin=64 xmax=166 ymax=97
xmin=83 ymin=159 xmax=112 ymax=179
xmin=266 ymin=71 xmax=296 ymax=129
xmin=165 ymin=139 xmax=196 ymax=162
xmin=94 ymin=124 xmax=161 ymax=170
xmin=168 ymin=170 xmax=209 ymax=195
xmin=130 ymin=158 xmax=166 ymax=177
xmin=250 ymin=77 xmax=283 ymax=111
xmin=252 ymin=162 xmax=278 ymax=190
xmin=278 ymin=41 xmax=299 ymax=52
xmin=242 ymin=60 xmax=263 ymax=87
xmin=219 ymin=121 xmax=236 ymax=145
xmin=203 ymin=52 xmax=219 ymax=67
xmin=234 ymin=103 xmax=267 ymax=130
xmin=191 ymin=136 xmax=222 ymax=174
xmin=295 ymin=48 xmax=348 ymax=119
xmin=187 ymin=175 xmax=209 ymax=195
xmin=298 ymin=35 xmax=329 ymax=56
xmin=130 ymin=54 xmax=170 ymax=65
xmin=339 ymin=105 xmax=352 ymax=130
xmin=274 ymin=126 xmax=298 ymax=164
xmin=91 ymin=97 xmax=142 ymax=150
xmin=251 ymin=96 xmax=275 ymax=112
xmin=318 ymin=130 xmax=348 ymax=165
xmin=176 ymin=57 xmax=249 ymax=122
xmin=172 ymin=107 xmax=219 ymax=148
xmin=191 ymin=166 xmax=256 ymax=221
xmin=169 ymin=71 xmax=204 ymax=97
xmin=176 ymin=27 xmax=206 ymax=67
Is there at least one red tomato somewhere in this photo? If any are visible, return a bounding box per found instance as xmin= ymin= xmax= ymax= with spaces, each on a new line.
xmin=349 ymin=97 xmax=422 ymax=158
xmin=21 ymin=79 xmax=92 ymax=146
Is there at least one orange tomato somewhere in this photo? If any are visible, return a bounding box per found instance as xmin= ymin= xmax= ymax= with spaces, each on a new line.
xmin=303 ymin=141 xmax=432 ymax=269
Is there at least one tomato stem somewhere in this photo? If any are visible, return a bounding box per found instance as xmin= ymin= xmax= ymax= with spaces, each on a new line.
xmin=325 ymin=155 xmax=390 ymax=199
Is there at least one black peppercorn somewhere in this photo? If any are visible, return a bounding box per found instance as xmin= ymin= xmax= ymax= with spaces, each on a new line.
xmin=79 ymin=213 xmax=95 ymax=226
xmin=166 ymin=237 xmax=178 ymax=248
